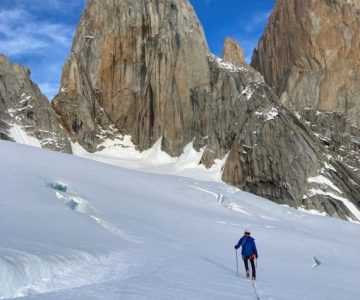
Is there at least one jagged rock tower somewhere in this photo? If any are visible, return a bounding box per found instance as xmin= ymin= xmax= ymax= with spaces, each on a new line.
xmin=53 ymin=0 xmax=360 ymax=220
xmin=222 ymin=37 xmax=246 ymax=66
xmin=0 ymin=55 xmax=71 ymax=153
xmin=252 ymin=0 xmax=360 ymax=175
xmin=53 ymin=0 xmax=210 ymax=154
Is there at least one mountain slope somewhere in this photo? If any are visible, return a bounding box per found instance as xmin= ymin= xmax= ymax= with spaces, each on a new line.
xmin=51 ymin=0 xmax=360 ymax=220
xmin=0 ymin=141 xmax=359 ymax=300
xmin=0 ymin=55 xmax=71 ymax=153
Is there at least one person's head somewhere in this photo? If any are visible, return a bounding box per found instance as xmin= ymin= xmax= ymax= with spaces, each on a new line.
xmin=244 ymin=229 xmax=251 ymax=236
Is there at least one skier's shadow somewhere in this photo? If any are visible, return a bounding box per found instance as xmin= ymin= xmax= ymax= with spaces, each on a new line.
xmin=200 ymin=256 xmax=236 ymax=275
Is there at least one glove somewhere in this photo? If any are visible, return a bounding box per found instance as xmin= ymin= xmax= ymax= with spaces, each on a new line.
xmin=255 ymin=254 xmax=258 ymax=259
xmin=234 ymin=245 xmax=238 ymax=250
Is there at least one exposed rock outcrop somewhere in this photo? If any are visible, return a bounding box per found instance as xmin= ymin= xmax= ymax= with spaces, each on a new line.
xmin=53 ymin=0 xmax=360 ymax=220
xmin=252 ymin=0 xmax=360 ymax=118
xmin=53 ymin=0 xmax=210 ymax=155
xmin=297 ymin=110 xmax=360 ymax=175
xmin=251 ymin=0 xmax=360 ymax=175
xmin=0 ymin=55 xmax=71 ymax=153
xmin=199 ymin=57 xmax=360 ymax=220
xmin=221 ymin=37 xmax=246 ymax=66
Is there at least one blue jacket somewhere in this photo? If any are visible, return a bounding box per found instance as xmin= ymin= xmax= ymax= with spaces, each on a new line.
xmin=235 ymin=236 xmax=258 ymax=257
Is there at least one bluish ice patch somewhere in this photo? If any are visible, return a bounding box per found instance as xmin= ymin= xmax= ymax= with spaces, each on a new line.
xmin=66 ymin=199 xmax=79 ymax=211
xmin=46 ymin=181 xmax=68 ymax=193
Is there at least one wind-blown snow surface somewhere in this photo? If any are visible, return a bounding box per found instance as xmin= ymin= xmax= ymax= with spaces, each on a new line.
xmin=1 ymin=141 xmax=360 ymax=300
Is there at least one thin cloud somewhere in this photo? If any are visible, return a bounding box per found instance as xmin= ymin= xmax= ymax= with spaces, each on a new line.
xmin=0 ymin=9 xmax=73 ymax=57
xmin=241 ymin=10 xmax=271 ymax=33
xmin=0 ymin=4 xmax=82 ymax=99
xmin=8 ymin=0 xmax=87 ymax=13
xmin=232 ymin=9 xmax=272 ymax=63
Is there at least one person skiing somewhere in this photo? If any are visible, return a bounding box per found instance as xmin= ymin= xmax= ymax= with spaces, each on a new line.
xmin=235 ymin=229 xmax=258 ymax=280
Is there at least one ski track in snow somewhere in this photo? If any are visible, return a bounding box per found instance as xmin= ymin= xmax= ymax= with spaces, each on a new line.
xmin=188 ymin=185 xmax=225 ymax=204
xmin=188 ymin=185 xmax=255 ymax=218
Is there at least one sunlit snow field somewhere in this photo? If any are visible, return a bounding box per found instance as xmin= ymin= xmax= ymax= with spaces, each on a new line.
xmin=0 ymin=140 xmax=359 ymax=300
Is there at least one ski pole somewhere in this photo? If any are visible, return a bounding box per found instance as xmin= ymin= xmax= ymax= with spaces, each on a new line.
xmin=235 ymin=249 xmax=239 ymax=277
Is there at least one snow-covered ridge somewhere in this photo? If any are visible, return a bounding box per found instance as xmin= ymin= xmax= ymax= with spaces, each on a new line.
xmin=208 ymin=54 xmax=263 ymax=78
xmin=209 ymin=54 xmax=244 ymax=73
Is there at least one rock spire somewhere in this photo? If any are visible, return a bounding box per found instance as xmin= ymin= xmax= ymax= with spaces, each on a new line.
xmin=222 ymin=37 xmax=246 ymax=66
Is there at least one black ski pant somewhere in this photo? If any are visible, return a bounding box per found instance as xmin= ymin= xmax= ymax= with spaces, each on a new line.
xmin=243 ymin=255 xmax=256 ymax=279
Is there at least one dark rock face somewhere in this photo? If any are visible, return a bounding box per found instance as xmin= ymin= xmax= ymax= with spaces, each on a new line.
xmin=53 ymin=0 xmax=360 ymax=220
xmin=199 ymin=57 xmax=360 ymax=220
xmin=298 ymin=110 xmax=360 ymax=176
xmin=0 ymin=55 xmax=71 ymax=153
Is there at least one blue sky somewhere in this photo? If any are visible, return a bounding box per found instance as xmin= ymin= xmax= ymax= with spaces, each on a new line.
xmin=0 ymin=0 xmax=274 ymax=99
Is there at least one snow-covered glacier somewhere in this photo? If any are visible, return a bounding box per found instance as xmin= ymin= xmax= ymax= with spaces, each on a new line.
xmin=0 ymin=140 xmax=359 ymax=300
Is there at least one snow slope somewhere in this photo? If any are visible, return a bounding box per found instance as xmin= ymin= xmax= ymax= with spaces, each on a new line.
xmin=0 ymin=140 xmax=359 ymax=300
xmin=71 ymin=137 xmax=226 ymax=182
